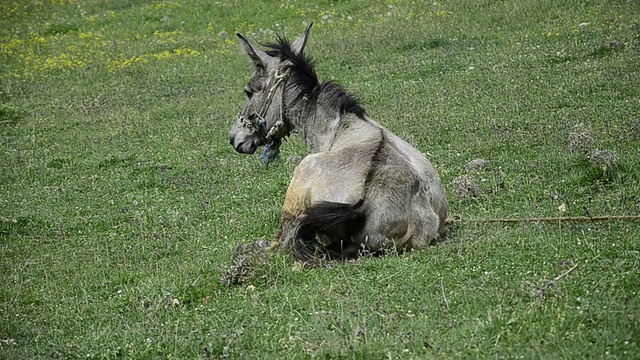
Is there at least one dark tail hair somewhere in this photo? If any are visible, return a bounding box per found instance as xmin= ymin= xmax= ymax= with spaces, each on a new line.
xmin=291 ymin=199 xmax=365 ymax=261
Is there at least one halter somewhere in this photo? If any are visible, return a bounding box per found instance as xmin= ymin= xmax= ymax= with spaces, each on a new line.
xmin=236 ymin=67 xmax=293 ymax=147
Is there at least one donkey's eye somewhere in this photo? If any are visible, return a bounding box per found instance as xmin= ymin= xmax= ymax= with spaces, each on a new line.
xmin=244 ymin=89 xmax=253 ymax=98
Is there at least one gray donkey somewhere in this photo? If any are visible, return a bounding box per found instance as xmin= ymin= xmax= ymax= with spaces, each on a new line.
xmin=229 ymin=23 xmax=449 ymax=261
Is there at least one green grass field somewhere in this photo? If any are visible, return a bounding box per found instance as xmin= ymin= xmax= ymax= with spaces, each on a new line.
xmin=2 ymin=0 xmax=639 ymax=358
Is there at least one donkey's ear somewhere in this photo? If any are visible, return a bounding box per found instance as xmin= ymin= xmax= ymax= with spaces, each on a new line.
xmin=237 ymin=32 xmax=269 ymax=67
xmin=291 ymin=22 xmax=313 ymax=55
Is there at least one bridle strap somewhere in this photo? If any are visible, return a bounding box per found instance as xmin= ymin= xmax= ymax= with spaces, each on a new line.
xmin=250 ymin=67 xmax=292 ymax=146
xmin=264 ymin=74 xmax=292 ymax=144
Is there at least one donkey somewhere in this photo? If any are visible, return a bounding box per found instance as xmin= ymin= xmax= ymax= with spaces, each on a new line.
xmin=229 ymin=23 xmax=449 ymax=261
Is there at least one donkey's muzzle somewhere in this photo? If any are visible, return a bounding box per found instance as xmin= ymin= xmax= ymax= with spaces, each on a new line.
xmin=229 ymin=133 xmax=258 ymax=154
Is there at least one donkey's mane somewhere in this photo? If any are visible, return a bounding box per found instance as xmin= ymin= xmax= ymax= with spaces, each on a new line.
xmin=265 ymin=36 xmax=365 ymax=117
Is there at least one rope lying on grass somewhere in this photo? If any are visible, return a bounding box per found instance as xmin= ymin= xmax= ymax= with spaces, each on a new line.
xmin=448 ymin=214 xmax=640 ymax=224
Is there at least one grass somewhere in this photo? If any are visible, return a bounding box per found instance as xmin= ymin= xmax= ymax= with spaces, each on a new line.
xmin=1 ymin=0 xmax=639 ymax=358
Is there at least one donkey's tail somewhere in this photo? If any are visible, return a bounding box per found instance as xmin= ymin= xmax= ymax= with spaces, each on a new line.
xmin=291 ymin=199 xmax=365 ymax=261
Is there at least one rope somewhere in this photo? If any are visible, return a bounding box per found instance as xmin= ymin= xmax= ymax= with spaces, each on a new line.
xmin=256 ymin=69 xmax=287 ymax=123
xmin=265 ymin=72 xmax=292 ymax=144
xmin=448 ymin=214 xmax=640 ymax=224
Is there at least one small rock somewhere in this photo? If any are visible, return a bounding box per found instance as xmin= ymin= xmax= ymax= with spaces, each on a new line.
xmin=465 ymin=159 xmax=490 ymax=171
xmin=604 ymin=40 xmax=624 ymax=50
xmin=218 ymin=30 xmax=228 ymax=37
xmin=292 ymin=261 xmax=305 ymax=272
xmin=162 ymin=295 xmax=181 ymax=308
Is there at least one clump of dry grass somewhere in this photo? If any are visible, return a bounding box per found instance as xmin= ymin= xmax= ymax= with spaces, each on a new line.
xmin=568 ymin=123 xmax=595 ymax=156
xmin=451 ymin=158 xmax=495 ymax=200
xmin=452 ymin=174 xmax=480 ymax=199
xmin=589 ymin=149 xmax=619 ymax=170
xmin=220 ymin=240 xmax=272 ymax=286
xmin=567 ymin=123 xmax=619 ymax=171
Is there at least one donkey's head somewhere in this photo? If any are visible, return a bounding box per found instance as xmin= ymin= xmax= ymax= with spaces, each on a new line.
xmin=229 ymin=23 xmax=312 ymax=154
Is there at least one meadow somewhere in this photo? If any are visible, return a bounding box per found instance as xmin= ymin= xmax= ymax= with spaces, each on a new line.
xmin=1 ymin=0 xmax=639 ymax=358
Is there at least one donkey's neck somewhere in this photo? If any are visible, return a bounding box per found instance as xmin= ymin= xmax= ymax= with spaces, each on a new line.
xmin=285 ymin=99 xmax=340 ymax=153
xmin=302 ymin=107 xmax=342 ymax=152
xmin=285 ymin=83 xmax=364 ymax=153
